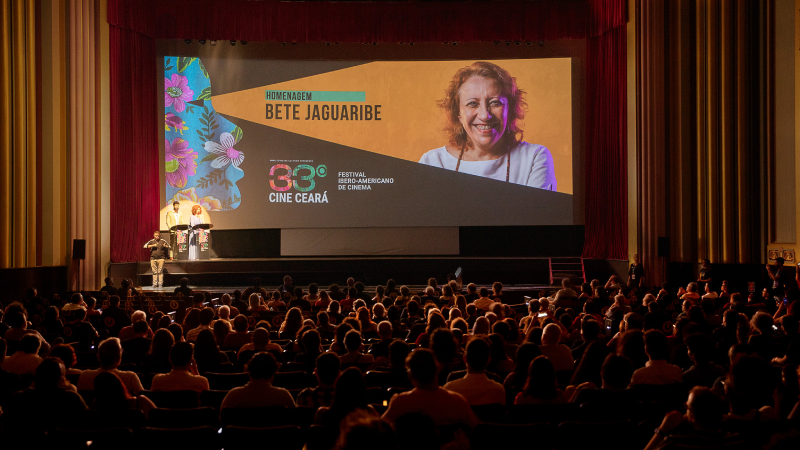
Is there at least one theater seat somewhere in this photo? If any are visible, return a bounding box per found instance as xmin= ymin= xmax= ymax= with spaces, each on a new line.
xmin=473 ymin=422 xmax=553 ymax=450
xmin=200 ymin=389 xmax=229 ymax=411
xmin=223 ymin=425 xmax=304 ymax=450
xmin=507 ymin=403 xmax=579 ymax=425
xmin=273 ymin=371 xmax=315 ymax=389
xmin=139 ymin=390 xmax=200 ymax=409
xmin=147 ymin=407 xmax=219 ymax=429
xmin=556 ymin=420 xmax=636 ymax=450
xmin=470 ymin=403 xmax=507 ymax=423
xmin=50 ymin=427 xmax=134 ymax=450
xmin=204 ymin=372 xmax=250 ymax=390
xmin=220 ymin=405 xmax=292 ymax=428
xmin=140 ymin=426 xmax=219 ymax=450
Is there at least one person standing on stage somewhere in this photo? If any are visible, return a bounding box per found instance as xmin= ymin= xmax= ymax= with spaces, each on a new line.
xmin=165 ymin=201 xmax=184 ymax=260
xmin=189 ymin=205 xmax=204 ymax=261
xmin=144 ymin=231 xmax=170 ymax=288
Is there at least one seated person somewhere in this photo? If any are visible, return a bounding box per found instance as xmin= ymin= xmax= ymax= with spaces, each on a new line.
xmin=5 ymin=357 xmax=87 ymax=434
xmin=220 ymin=352 xmax=295 ymax=410
xmin=237 ymin=328 xmax=283 ymax=370
xmin=223 ymin=315 xmax=252 ymax=349
xmin=92 ymin=371 xmax=156 ymax=418
xmin=630 ymin=330 xmax=683 ymax=386
xmin=443 ymin=337 xmax=506 ymax=406
xmin=644 ymin=387 xmax=745 ymax=450
xmin=339 ymin=330 xmax=375 ymax=365
xmin=514 ymin=356 xmax=567 ymax=405
xmin=382 ymin=348 xmax=478 ymax=428
xmin=570 ymin=353 xmax=636 ymax=407
xmin=537 ymin=323 xmax=574 ymax=372
xmin=150 ymin=341 xmax=210 ymax=392
xmin=296 ymin=352 xmax=341 ymax=408
xmin=77 ymin=337 xmax=144 ymax=394
xmin=121 ymin=320 xmax=152 ymax=364
xmin=294 ymin=329 xmax=324 ymax=365
xmin=2 ymin=334 xmax=43 ymax=375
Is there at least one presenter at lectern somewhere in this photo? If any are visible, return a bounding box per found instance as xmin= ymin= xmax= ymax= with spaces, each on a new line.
xmin=144 ymin=231 xmax=170 ymax=288
xmin=165 ymin=200 xmax=184 ymax=260
xmin=189 ymin=205 xmax=204 ymax=261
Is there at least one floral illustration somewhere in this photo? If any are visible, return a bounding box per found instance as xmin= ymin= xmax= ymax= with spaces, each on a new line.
xmin=165 ymin=137 xmax=198 ymax=188
xmin=164 ymin=73 xmax=194 ymax=113
xmin=165 ymin=113 xmax=188 ymax=134
xmin=204 ymin=132 xmax=244 ymax=171
xmin=170 ymin=187 xmax=223 ymax=212
xmin=164 ymin=56 xmax=243 ymax=211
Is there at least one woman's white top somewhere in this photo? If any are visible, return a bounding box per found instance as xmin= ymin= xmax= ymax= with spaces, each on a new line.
xmin=418 ymin=141 xmax=557 ymax=191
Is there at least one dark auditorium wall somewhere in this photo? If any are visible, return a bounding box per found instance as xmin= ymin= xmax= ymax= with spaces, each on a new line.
xmin=634 ymin=0 xmax=781 ymax=285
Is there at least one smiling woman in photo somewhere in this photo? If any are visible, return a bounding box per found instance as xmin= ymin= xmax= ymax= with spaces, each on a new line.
xmin=419 ymin=61 xmax=556 ymax=190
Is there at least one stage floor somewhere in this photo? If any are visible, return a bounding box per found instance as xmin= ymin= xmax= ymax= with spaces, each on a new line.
xmin=110 ymin=255 xmax=554 ymax=290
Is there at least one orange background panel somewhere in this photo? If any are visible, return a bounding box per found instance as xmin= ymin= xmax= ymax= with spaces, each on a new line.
xmin=211 ymin=59 xmax=573 ymax=194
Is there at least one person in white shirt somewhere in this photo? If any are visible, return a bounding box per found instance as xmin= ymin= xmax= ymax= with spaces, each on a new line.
xmin=166 ymin=200 xmax=184 ymax=260
xmin=150 ymin=341 xmax=209 ymax=392
xmin=630 ymin=330 xmax=683 ymax=386
xmin=701 ymin=283 xmax=719 ymax=301
xmin=62 ymin=293 xmax=87 ymax=313
xmin=418 ymin=62 xmax=556 ymax=191
xmin=444 ymin=337 xmax=506 ymax=405
xmin=473 ymin=287 xmax=495 ymax=312
xmin=77 ymin=337 xmax=144 ymax=394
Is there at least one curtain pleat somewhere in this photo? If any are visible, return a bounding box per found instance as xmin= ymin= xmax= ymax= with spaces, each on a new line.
xmin=69 ymin=0 xmax=100 ymax=289
xmin=0 ymin=0 xmax=36 ymax=269
xmin=109 ymin=25 xmax=159 ymax=263
xmin=582 ymin=26 xmax=628 ymax=260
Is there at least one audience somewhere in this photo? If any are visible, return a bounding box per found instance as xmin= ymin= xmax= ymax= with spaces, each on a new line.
xmin=4 ymin=270 xmax=800 ymax=447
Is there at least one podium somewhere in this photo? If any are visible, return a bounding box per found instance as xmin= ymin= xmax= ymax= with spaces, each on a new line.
xmin=194 ymin=223 xmax=213 ymax=260
xmin=170 ymin=224 xmax=190 ymax=261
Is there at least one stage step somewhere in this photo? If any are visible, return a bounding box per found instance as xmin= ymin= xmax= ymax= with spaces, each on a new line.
xmin=549 ymin=257 xmax=586 ymax=287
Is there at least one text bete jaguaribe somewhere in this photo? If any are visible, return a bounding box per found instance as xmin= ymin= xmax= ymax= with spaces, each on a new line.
xmin=266 ymin=103 xmax=382 ymax=121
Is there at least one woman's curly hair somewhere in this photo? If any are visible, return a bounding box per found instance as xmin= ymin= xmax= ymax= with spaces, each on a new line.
xmin=438 ymin=61 xmax=527 ymax=149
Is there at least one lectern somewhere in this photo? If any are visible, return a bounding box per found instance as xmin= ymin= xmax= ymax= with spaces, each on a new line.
xmin=194 ymin=223 xmax=213 ymax=260
xmin=170 ymin=224 xmax=190 ymax=261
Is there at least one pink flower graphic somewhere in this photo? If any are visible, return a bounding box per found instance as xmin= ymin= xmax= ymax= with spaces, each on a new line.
xmin=165 ymin=113 xmax=188 ymax=134
xmin=204 ymin=132 xmax=244 ymax=171
xmin=165 ymin=137 xmax=198 ymax=188
xmin=164 ymin=74 xmax=194 ymax=112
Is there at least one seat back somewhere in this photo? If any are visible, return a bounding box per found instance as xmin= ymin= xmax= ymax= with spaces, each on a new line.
xmin=470 ymin=403 xmax=507 ymax=423
xmin=507 ymin=403 xmax=579 ymax=425
xmin=205 ymin=372 xmax=250 ymax=390
xmin=556 ymin=420 xmax=635 ymax=450
xmin=140 ymin=426 xmax=219 ymax=450
xmin=147 ymin=407 xmax=219 ymax=429
xmin=200 ymin=389 xmax=229 ymax=411
xmin=223 ymin=425 xmax=304 ymax=450
xmin=50 ymin=427 xmax=134 ymax=450
xmin=220 ymin=405 xmax=291 ymax=428
xmin=473 ymin=422 xmax=553 ymax=450
xmin=306 ymin=425 xmax=339 ymax=450
xmin=140 ymin=390 xmax=200 ymax=409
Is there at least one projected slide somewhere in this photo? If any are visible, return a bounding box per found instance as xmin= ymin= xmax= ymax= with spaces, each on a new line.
xmin=161 ymin=57 xmax=574 ymax=229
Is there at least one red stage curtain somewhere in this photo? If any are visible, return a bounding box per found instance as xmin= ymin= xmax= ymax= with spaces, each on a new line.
xmin=108 ymin=0 xmax=592 ymax=43
xmin=108 ymin=0 xmax=628 ymax=262
xmin=582 ymin=25 xmax=628 ymax=260
xmin=110 ymin=26 xmax=160 ymax=262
